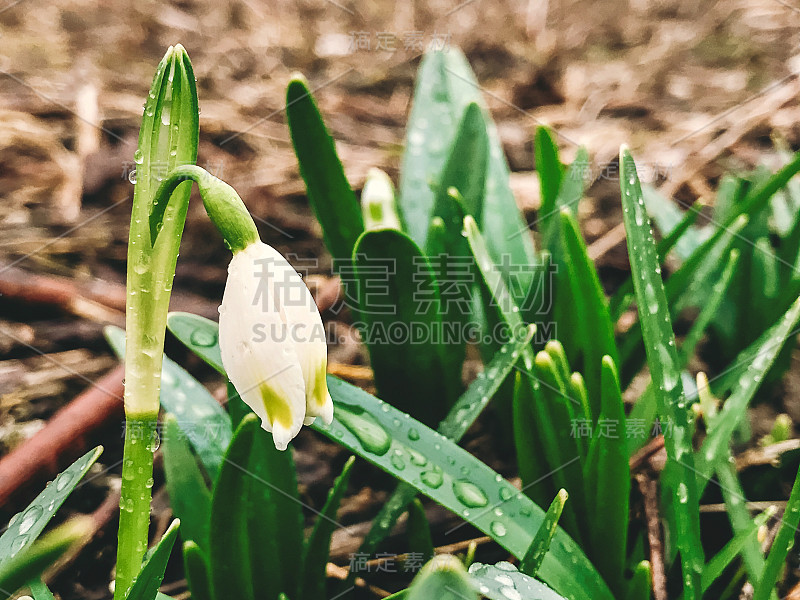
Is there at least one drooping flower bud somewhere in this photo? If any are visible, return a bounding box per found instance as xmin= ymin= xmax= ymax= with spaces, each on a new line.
xmin=218 ymin=240 xmax=333 ymax=450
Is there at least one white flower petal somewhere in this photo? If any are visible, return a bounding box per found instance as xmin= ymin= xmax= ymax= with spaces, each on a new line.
xmin=252 ymin=243 xmax=334 ymax=425
xmin=219 ymin=242 xmax=308 ymax=449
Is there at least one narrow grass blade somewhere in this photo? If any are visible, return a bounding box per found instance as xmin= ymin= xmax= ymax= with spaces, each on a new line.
xmin=619 ymin=146 xmax=703 ymax=599
xmin=468 ymin=562 xmax=569 ymax=600
xmin=520 ymin=489 xmax=568 ymax=577
xmin=353 ymin=228 xmax=461 ymax=426
xmin=463 ymin=214 xmax=533 ymax=365
xmin=552 ymin=147 xmax=588 ymax=219
xmin=183 ymin=542 xmax=212 ymax=600
xmin=431 ymin=102 xmax=488 ymax=224
xmin=618 ymin=214 xmax=747 ymax=383
xmin=628 ymin=250 xmax=767 ymax=458
xmin=702 ymin=507 xmax=774 ymax=592
xmin=696 ymin=296 xmax=800 ymax=485
xmin=528 ymin=352 xmax=584 ymax=539
xmin=0 ymin=447 xmax=102 ymax=562
xmin=0 ymin=518 xmax=91 ymax=596
xmin=586 ymin=356 xmax=629 ymax=592
xmin=642 ymin=186 xmax=707 ymax=261
xmin=568 ymin=372 xmax=593 ymax=457
xmin=162 ymin=415 xmax=211 ymax=550
xmin=679 ymin=248 xmax=739 ymax=362
xmin=208 ymin=416 xmax=258 ymax=600
xmin=28 ymin=580 xmax=56 ymax=600
xmin=513 ymin=372 xmax=557 ymax=511
xmin=620 ymin=152 xmax=800 ymax=383
xmin=407 ymin=499 xmax=435 ymax=563
xmin=105 ymin=326 xmax=231 ymax=480
xmin=124 ymin=519 xmax=180 ymax=600
xmin=739 ymin=151 xmax=800 ymax=218
xmin=609 ymin=199 xmax=703 ymax=323
xmin=286 ymin=76 xmax=364 ymax=268
xmin=408 ymin=555 xmax=477 ymax=600
xmin=625 ymin=561 xmax=651 ymax=600
xmin=668 ymin=151 xmax=800 ymax=295
xmin=299 ymin=456 xmax=355 ymax=600
xmin=557 ymin=209 xmax=618 ymax=417
xmin=752 ymin=461 xmax=800 ymax=600
xmin=672 ymin=215 xmax=748 ymax=315
xmin=535 ymin=126 xmax=565 ymax=238
xmin=715 ymin=457 xmax=770 ymax=594
xmin=438 ymin=325 xmax=534 ymax=441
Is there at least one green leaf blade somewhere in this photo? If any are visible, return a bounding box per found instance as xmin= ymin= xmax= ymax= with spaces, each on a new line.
xmin=286 ymin=76 xmax=365 ymax=268
xmin=353 ymin=228 xmax=461 ymax=426
xmin=0 ymin=447 xmax=103 ymax=563
xmin=408 ymin=555 xmax=477 ymax=600
xmin=183 ymin=542 xmax=213 ymax=600
xmin=208 ymin=416 xmax=258 ymax=600
xmin=619 ymin=146 xmax=703 ymax=599
xmin=299 ymin=456 xmax=355 ymax=600
xmin=162 ymin=415 xmax=211 ymax=551
xmin=520 ymin=489 xmax=568 ymax=577
xmin=753 ymin=462 xmax=800 ymax=600
xmin=125 ymin=519 xmax=180 ymax=600
xmin=697 ymin=295 xmax=800 ymax=485
xmin=316 ymin=376 xmax=612 ymax=600
xmin=468 ymin=561 xmax=569 ymax=600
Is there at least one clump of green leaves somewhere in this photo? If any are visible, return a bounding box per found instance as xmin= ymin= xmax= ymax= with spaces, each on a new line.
xmin=68 ymin=43 xmax=800 ymax=600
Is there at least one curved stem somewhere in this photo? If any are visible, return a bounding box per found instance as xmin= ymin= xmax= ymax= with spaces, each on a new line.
xmin=149 ymin=165 xmax=259 ymax=253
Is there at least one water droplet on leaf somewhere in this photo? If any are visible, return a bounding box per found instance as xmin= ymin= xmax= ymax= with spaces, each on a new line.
xmin=453 ymin=480 xmax=488 ymax=508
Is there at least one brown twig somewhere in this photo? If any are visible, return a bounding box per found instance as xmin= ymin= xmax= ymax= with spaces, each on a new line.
xmin=0 ymin=263 xmax=222 ymax=326
xmin=734 ymin=439 xmax=800 ymax=470
xmin=326 ymin=562 xmax=392 ymax=598
xmin=0 ymin=365 xmax=124 ymax=508
xmin=630 ymin=435 xmax=666 ymax=473
xmin=636 ymin=473 xmax=667 ymax=600
xmin=0 ymin=263 xmax=125 ymax=326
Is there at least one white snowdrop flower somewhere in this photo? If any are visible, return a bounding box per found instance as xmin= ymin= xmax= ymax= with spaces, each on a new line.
xmin=219 ymin=240 xmax=333 ymax=450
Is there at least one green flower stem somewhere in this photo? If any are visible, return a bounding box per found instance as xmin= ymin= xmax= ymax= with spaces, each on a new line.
xmin=115 ymin=415 xmax=158 ymax=597
xmin=117 ymin=97 xmax=259 ymax=599
xmin=115 ymin=44 xmax=199 ymax=599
